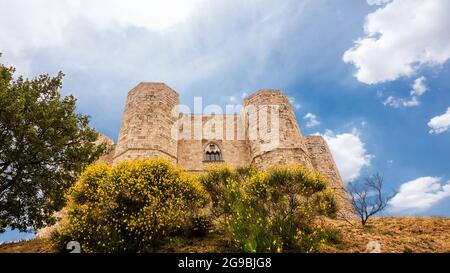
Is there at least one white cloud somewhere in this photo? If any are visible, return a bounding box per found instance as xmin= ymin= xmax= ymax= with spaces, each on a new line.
xmin=367 ymin=0 xmax=392 ymax=6
xmin=411 ymin=76 xmax=427 ymax=96
xmin=383 ymin=95 xmax=418 ymax=108
xmin=303 ymin=113 xmax=320 ymax=127
xmin=428 ymin=107 xmax=450 ymax=134
xmin=389 ymin=176 xmax=450 ymax=212
xmin=383 ymin=76 xmax=427 ymax=108
xmin=83 ymin=0 xmax=204 ymax=30
xmin=0 ymin=0 xmax=204 ymax=54
xmin=343 ymin=0 xmax=450 ymax=84
xmin=289 ymin=97 xmax=301 ymax=110
xmin=318 ymin=129 xmax=373 ymax=183
xmin=0 ymin=0 xmax=309 ymax=87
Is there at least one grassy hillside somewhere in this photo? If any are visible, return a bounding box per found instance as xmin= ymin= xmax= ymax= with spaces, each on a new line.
xmin=1 ymin=216 xmax=449 ymax=253
xmin=323 ymin=216 xmax=450 ymax=253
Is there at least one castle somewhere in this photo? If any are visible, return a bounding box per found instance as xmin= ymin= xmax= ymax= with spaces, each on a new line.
xmin=97 ymin=82 xmax=352 ymax=214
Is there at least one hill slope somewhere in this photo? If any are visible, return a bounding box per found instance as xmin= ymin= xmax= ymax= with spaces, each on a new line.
xmin=0 ymin=217 xmax=449 ymax=253
xmin=323 ymin=216 xmax=450 ymax=253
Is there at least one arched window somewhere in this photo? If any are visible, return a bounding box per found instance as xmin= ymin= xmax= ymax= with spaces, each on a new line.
xmin=204 ymin=143 xmax=222 ymax=162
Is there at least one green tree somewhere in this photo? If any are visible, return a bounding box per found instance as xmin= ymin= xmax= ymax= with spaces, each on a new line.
xmin=0 ymin=56 xmax=105 ymax=233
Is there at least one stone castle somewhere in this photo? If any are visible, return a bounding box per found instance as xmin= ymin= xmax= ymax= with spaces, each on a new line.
xmin=98 ymin=82 xmax=352 ymax=213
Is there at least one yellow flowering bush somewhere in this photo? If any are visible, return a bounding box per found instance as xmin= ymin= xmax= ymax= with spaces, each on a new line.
xmin=200 ymin=165 xmax=257 ymax=218
xmin=201 ymin=164 xmax=339 ymax=253
xmin=52 ymin=158 xmax=208 ymax=253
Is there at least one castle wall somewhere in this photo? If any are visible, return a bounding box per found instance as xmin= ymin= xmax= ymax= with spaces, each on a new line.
xmin=113 ymin=83 xmax=179 ymax=164
xmin=176 ymin=114 xmax=251 ymax=172
xmin=177 ymin=139 xmax=251 ymax=172
xmin=93 ymin=133 xmax=116 ymax=163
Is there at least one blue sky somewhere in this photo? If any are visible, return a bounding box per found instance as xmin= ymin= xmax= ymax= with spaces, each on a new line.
xmin=1 ymin=0 xmax=449 ymax=241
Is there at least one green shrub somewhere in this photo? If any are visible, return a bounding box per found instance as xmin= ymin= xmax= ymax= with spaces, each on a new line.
xmin=200 ymin=165 xmax=257 ymax=218
xmin=52 ymin=158 xmax=208 ymax=253
xmin=201 ymin=164 xmax=339 ymax=253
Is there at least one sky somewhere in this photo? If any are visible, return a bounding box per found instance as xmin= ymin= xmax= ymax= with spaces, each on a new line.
xmin=1 ymin=0 xmax=450 ymax=241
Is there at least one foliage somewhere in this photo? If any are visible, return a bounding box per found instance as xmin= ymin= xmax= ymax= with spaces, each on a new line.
xmin=52 ymin=158 xmax=208 ymax=253
xmin=200 ymin=165 xmax=256 ymax=218
xmin=201 ymin=164 xmax=339 ymax=253
xmin=0 ymin=56 xmax=105 ymax=232
xmin=190 ymin=215 xmax=213 ymax=237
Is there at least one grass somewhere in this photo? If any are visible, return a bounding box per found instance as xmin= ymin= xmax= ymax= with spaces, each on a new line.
xmin=1 ymin=216 xmax=449 ymax=253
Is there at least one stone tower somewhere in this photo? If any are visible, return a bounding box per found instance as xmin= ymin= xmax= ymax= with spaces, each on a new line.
xmin=113 ymin=83 xmax=179 ymax=163
xmin=243 ymin=90 xmax=313 ymax=170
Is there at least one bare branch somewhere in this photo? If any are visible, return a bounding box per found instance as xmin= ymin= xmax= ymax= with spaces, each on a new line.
xmin=348 ymin=173 xmax=392 ymax=226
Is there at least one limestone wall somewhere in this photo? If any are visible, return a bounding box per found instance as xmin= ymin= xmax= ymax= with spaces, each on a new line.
xmin=176 ymin=114 xmax=251 ymax=171
xmin=94 ymin=133 xmax=116 ymax=163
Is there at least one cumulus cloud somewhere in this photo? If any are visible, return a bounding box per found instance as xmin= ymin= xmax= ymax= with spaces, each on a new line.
xmin=383 ymin=76 xmax=427 ymax=108
xmin=303 ymin=113 xmax=320 ymax=127
xmin=0 ymin=0 xmax=204 ymax=54
xmin=389 ymin=177 xmax=450 ymax=212
xmin=343 ymin=0 xmax=450 ymax=84
xmin=428 ymin=107 xmax=450 ymax=134
xmin=318 ymin=129 xmax=373 ymax=183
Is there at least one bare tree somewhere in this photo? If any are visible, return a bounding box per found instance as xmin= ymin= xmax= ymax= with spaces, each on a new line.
xmin=349 ymin=173 xmax=392 ymax=226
